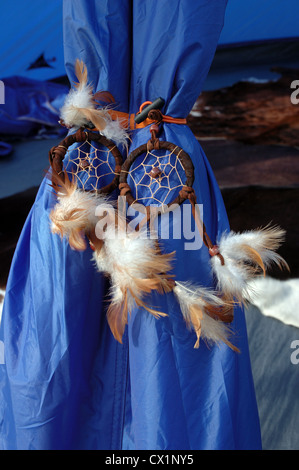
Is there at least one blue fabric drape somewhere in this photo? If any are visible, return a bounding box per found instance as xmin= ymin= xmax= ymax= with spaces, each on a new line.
xmin=123 ymin=1 xmax=261 ymax=449
xmin=0 ymin=0 xmax=262 ymax=450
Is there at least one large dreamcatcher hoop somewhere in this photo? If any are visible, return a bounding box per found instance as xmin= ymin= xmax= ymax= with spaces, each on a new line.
xmin=48 ymin=126 xmax=124 ymax=252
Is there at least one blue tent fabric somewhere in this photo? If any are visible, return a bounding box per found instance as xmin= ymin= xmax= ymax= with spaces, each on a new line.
xmin=0 ymin=0 xmax=65 ymax=82
xmin=219 ymin=0 xmax=299 ymax=46
xmin=0 ymin=0 xmax=262 ymax=450
xmin=0 ymin=76 xmax=68 ymax=137
xmin=1 ymin=1 xmax=298 ymax=83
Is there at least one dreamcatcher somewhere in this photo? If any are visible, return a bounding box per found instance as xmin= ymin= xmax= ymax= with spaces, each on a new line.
xmin=114 ymin=104 xmax=289 ymax=349
xmin=49 ymin=60 xmax=289 ymax=351
xmin=48 ymin=61 xmax=177 ymax=343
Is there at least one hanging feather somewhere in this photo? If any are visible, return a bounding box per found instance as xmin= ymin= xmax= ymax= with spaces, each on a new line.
xmin=210 ymin=225 xmax=289 ymax=303
xmin=173 ymin=281 xmax=238 ymax=351
xmin=49 ymin=169 xmax=174 ymax=343
xmin=60 ymin=59 xmax=129 ymax=147
xmin=92 ymin=224 xmax=175 ymax=343
xmin=49 ymin=170 xmax=116 ymax=251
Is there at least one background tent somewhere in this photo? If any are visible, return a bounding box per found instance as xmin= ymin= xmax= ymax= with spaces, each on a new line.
xmin=0 ymin=0 xmax=299 ymax=82
xmin=219 ymin=0 xmax=299 ymax=46
xmin=0 ymin=0 xmax=64 ymax=81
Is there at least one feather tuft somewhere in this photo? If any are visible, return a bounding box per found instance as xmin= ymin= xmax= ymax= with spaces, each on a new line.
xmin=211 ymin=225 xmax=289 ymax=303
xmin=173 ymin=281 xmax=238 ymax=350
xmin=93 ymin=225 xmax=175 ymax=343
xmin=73 ymin=59 xmax=88 ymax=90
xmin=49 ymin=171 xmax=114 ymax=250
xmin=60 ymin=59 xmax=129 ymax=147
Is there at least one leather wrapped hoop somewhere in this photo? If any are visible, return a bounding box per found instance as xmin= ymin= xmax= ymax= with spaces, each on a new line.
xmin=49 ymin=127 xmax=123 ymax=194
xmin=119 ymin=140 xmax=195 ymax=208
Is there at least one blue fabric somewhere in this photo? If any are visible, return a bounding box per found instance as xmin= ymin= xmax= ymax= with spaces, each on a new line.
xmin=0 ymin=0 xmax=262 ymax=450
xmin=0 ymin=76 xmax=67 ymax=137
xmin=219 ymin=0 xmax=299 ymax=46
xmin=0 ymin=0 xmax=64 ymax=81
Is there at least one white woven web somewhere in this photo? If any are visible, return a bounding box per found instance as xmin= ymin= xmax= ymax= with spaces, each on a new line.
xmin=63 ymin=140 xmax=117 ymax=191
xmin=127 ymin=146 xmax=186 ymax=207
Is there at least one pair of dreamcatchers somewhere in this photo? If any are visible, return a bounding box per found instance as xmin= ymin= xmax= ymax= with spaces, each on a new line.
xmin=49 ymin=60 xmax=288 ymax=351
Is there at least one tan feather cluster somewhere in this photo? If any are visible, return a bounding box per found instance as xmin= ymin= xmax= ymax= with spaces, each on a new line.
xmin=210 ymin=225 xmax=289 ymax=304
xmin=60 ymin=60 xmax=128 ymax=147
xmin=92 ymin=225 xmax=175 ymax=343
xmin=49 ymin=171 xmax=113 ymax=251
xmin=173 ymin=281 xmax=237 ymax=351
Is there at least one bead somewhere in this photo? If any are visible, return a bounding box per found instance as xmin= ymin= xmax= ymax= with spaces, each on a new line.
xmin=79 ymin=159 xmax=90 ymax=169
xmin=150 ymin=123 xmax=160 ymax=133
xmin=149 ymin=166 xmax=162 ymax=178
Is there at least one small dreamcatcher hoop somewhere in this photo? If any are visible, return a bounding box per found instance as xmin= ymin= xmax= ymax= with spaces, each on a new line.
xmin=49 ymin=127 xmax=123 ymax=194
xmin=48 ymin=126 xmax=124 ymax=253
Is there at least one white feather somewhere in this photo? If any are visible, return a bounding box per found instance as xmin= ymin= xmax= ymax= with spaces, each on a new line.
xmin=174 ymin=281 xmax=226 ymax=309
xmin=100 ymin=117 xmax=129 ymax=149
xmin=211 ymin=226 xmax=287 ymax=302
xmin=60 ymin=76 xmax=129 ymax=147
xmin=51 ymin=188 xmax=113 ymax=234
xmin=60 ymin=84 xmax=95 ymax=128
xmin=93 ymin=225 xmax=156 ymax=281
xmin=200 ymin=312 xmax=234 ymax=347
xmin=173 ymin=281 xmax=235 ymax=349
xmin=217 ymin=227 xmax=285 ymax=263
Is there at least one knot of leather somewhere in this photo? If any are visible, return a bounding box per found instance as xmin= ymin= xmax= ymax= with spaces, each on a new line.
xmin=147 ymin=138 xmax=160 ymax=151
xmin=148 ymin=109 xmax=163 ymax=123
xmin=119 ymin=182 xmax=132 ymax=196
xmin=179 ymin=185 xmax=196 ymax=203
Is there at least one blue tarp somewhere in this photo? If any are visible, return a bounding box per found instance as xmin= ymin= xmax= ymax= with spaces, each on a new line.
xmin=0 ymin=0 xmax=64 ymax=81
xmin=0 ymin=0 xmax=298 ymax=83
xmin=219 ymin=0 xmax=299 ymax=46
xmin=0 ymin=0 xmax=262 ymax=450
xmin=0 ymin=76 xmax=67 ymax=137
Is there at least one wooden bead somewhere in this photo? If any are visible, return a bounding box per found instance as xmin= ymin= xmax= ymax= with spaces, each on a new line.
xmin=79 ymin=159 xmax=90 ymax=169
xmin=150 ymin=124 xmax=160 ymax=134
xmin=149 ymin=166 xmax=162 ymax=178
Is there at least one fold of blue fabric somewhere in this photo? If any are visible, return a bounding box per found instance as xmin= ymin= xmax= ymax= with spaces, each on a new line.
xmin=0 ymin=0 xmax=131 ymax=450
xmin=123 ymin=0 xmax=261 ymax=450
xmin=0 ymin=76 xmax=67 ymax=137
xmin=0 ymin=0 xmax=262 ymax=450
